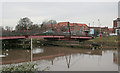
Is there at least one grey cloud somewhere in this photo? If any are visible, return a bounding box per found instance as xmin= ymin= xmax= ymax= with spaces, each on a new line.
xmin=2 ymin=2 xmax=118 ymax=28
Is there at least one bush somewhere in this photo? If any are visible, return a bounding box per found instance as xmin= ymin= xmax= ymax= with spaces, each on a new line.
xmin=2 ymin=63 xmax=38 ymax=72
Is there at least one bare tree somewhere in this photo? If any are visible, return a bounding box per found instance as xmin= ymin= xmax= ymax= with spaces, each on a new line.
xmin=29 ymin=24 xmax=39 ymax=30
xmin=41 ymin=20 xmax=57 ymax=27
xmin=60 ymin=26 xmax=67 ymax=32
xmin=41 ymin=20 xmax=57 ymax=31
xmin=0 ymin=26 xmax=3 ymax=32
xmin=5 ymin=26 xmax=13 ymax=31
xmin=47 ymin=20 xmax=57 ymax=25
xmin=15 ymin=17 xmax=33 ymax=31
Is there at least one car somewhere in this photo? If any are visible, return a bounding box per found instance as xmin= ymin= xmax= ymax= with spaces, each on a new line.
xmin=42 ymin=30 xmax=55 ymax=35
xmin=62 ymin=32 xmax=70 ymax=35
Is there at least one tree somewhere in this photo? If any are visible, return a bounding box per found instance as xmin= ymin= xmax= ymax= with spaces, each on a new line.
xmin=41 ymin=20 xmax=57 ymax=31
xmin=29 ymin=24 xmax=39 ymax=30
xmin=94 ymin=29 xmax=100 ymax=37
xmin=5 ymin=26 xmax=13 ymax=31
xmin=0 ymin=26 xmax=4 ymax=32
xmin=15 ymin=17 xmax=33 ymax=31
xmin=60 ymin=26 xmax=67 ymax=32
xmin=47 ymin=20 xmax=57 ymax=25
xmin=41 ymin=20 xmax=57 ymax=27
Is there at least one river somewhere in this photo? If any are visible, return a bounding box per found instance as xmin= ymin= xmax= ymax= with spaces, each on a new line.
xmin=1 ymin=46 xmax=118 ymax=71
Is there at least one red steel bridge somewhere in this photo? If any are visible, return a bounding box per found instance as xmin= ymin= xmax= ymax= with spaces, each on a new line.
xmin=1 ymin=31 xmax=93 ymax=49
xmin=1 ymin=27 xmax=93 ymax=41
xmin=0 ymin=35 xmax=93 ymax=40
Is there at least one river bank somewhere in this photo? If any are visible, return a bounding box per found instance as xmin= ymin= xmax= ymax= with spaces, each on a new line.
xmin=2 ymin=46 xmax=107 ymax=64
xmin=2 ymin=48 xmax=118 ymax=71
xmin=2 ymin=36 xmax=118 ymax=64
xmin=32 ymin=36 xmax=118 ymax=50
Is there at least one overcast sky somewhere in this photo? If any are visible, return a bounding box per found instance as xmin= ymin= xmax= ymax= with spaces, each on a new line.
xmin=2 ymin=2 xmax=119 ymax=28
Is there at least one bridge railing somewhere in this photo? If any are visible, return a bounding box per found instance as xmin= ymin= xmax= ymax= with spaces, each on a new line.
xmin=2 ymin=30 xmax=92 ymax=37
xmin=34 ymin=32 xmax=92 ymax=37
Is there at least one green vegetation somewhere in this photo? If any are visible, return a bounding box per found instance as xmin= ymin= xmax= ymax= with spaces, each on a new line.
xmin=83 ymin=36 xmax=118 ymax=49
xmin=2 ymin=62 xmax=50 ymax=72
xmin=42 ymin=36 xmax=118 ymax=49
xmin=2 ymin=63 xmax=38 ymax=72
xmin=89 ymin=36 xmax=118 ymax=46
xmin=90 ymin=36 xmax=118 ymax=43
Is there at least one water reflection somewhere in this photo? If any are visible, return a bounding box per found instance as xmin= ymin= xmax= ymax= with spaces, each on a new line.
xmin=46 ymin=55 xmax=72 ymax=68
xmin=2 ymin=49 xmax=9 ymax=58
xmin=32 ymin=48 xmax=44 ymax=54
xmin=2 ymin=47 xmax=44 ymax=64
xmin=0 ymin=55 xmax=6 ymax=58
xmin=2 ymin=46 xmax=118 ymax=71
xmin=65 ymin=55 xmax=71 ymax=68
xmin=35 ymin=50 xmax=118 ymax=71
xmin=113 ymin=52 xmax=118 ymax=64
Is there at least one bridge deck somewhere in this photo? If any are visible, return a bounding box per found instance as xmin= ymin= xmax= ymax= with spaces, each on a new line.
xmin=0 ymin=35 xmax=92 ymax=40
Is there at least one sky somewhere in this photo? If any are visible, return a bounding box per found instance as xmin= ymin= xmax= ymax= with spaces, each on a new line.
xmin=1 ymin=0 xmax=120 ymax=2
xmin=1 ymin=1 xmax=120 ymax=28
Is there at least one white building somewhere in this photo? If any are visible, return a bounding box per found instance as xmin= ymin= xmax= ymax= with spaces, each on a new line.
xmin=113 ymin=18 xmax=120 ymax=35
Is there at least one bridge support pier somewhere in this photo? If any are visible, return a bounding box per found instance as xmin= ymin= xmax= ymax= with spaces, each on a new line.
xmin=2 ymin=38 xmax=31 ymax=49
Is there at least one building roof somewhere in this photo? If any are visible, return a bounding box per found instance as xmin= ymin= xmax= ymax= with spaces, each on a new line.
xmin=45 ymin=22 xmax=88 ymax=27
xmin=109 ymin=28 xmax=113 ymax=31
xmin=114 ymin=18 xmax=120 ymax=21
xmin=77 ymin=23 xmax=87 ymax=27
xmin=56 ymin=22 xmax=87 ymax=27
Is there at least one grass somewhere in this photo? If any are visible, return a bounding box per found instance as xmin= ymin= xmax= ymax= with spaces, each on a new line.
xmin=2 ymin=62 xmax=50 ymax=73
xmin=83 ymin=36 xmax=118 ymax=49
xmin=49 ymin=36 xmax=118 ymax=49
xmin=90 ymin=36 xmax=118 ymax=43
xmin=2 ymin=63 xmax=38 ymax=72
xmin=89 ymin=36 xmax=118 ymax=45
xmin=22 ymin=36 xmax=119 ymax=50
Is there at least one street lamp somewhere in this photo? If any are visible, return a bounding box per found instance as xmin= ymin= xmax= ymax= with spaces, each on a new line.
xmin=98 ymin=19 xmax=101 ymax=37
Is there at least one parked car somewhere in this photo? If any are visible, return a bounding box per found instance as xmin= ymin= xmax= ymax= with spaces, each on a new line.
xmin=42 ymin=30 xmax=55 ymax=35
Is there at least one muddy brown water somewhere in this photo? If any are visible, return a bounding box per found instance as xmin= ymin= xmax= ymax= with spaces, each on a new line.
xmin=1 ymin=46 xmax=118 ymax=71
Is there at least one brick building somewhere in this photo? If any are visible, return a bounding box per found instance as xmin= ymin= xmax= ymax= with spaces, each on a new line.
xmin=113 ymin=18 xmax=120 ymax=35
xmin=43 ymin=22 xmax=89 ymax=35
xmin=89 ymin=27 xmax=109 ymax=36
xmin=109 ymin=28 xmax=114 ymax=33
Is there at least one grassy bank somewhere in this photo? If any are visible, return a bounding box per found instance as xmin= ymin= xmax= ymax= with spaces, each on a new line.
xmin=49 ymin=36 xmax=118 ymax=49
xmin=89 ymin=36 xmax=118 ymax=44
xmin=29 ymin=36 xmax=118 ymax=50
xmin=88 ymin=36 xmax=118 ymax=48
xmin=2 ymin=63 xmax=38 ymax=72
xmin=76 ymin=36 xmax=118 ymax=49
xmin=2 ymin=62 xmax=49 ymax=72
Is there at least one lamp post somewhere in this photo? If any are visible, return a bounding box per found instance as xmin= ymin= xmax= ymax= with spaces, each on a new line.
xmin=93 ymin=21 xmax=94 ymax=27
xmin=98 ymin=19 xmax=101 ymax=37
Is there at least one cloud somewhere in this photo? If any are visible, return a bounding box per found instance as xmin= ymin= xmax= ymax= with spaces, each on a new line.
xmin=2 ymin=2 xmax=118 ymax=28
xmin=1 ymin=0 xmax=120 ymax=2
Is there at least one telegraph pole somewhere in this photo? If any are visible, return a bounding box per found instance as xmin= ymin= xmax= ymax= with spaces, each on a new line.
xmin=67 ymin=22 xmax=71 ymax=40
xmin=51 ymin=21 xmax=53 ymax=31
xmin=31 ymin=38 xmax=33 ymax=62
xmin=89 ymin=23 xmax=90 ymax=27
xmin=89 ymin=23 xmax=90 ymax=30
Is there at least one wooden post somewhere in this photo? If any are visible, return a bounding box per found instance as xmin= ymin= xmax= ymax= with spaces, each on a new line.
xmin=23 ymin=40 xmax=25 ymax=48
xmin=31 ymin=38 xmax=33 ymax=62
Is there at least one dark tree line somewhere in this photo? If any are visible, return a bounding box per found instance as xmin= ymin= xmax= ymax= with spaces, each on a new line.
xmin=15 ymin=17 xmax=57 ymax=32
xmin=2 ymin=17 xmax=59 ymax=36
xmin=15 ymin=17 xmax=40 ymax=31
